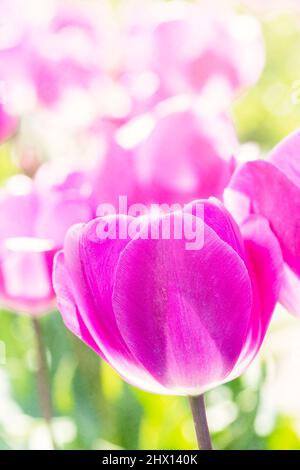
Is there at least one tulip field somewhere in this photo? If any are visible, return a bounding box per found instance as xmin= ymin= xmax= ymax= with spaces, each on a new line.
xmin=1 ymin=0 xmax=300 ymax=452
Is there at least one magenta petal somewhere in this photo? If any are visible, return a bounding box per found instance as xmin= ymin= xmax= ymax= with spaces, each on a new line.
xmin=184 ymin=198 xmax=245 ymax=257
xmin=135 ymin=109 xmax=237 ymax=204
xmin=242 ymin=216 xmax=282 ymax=332
xmin=268 ymin=129 xmax=300 ymax=187
xmin=90 ymin=141 xmax=138 ymax=210
xmin=112 ymin=213 xmax=253 ymax=394
xmin=227 ymin=160 xmax=300 ymax=279
xmin=62 ymin=219 xmax=132 ymax=357
xmin=232 ymin=215 xmax=283 ymax=374
xmin=53 ymin=251 xmax=105 ymax=358
xmin=55 ymin=218 xmax=169 ymax=394
xmin=279 ymin=264 xmax=300 ymax=316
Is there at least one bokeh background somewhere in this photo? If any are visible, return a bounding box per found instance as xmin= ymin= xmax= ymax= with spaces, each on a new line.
xmin=1 ymin=0 xmax=300 ymax=450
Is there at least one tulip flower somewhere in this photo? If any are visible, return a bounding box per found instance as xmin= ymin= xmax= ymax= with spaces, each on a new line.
xmin=0 ymin=1 xmax=106 ymax=111
xmin=225 ymin=129 xmax=300 ymax=316
xmin=106 ymin=99 xmax=238 ymax=208
xmin=86 ymin=101 xmax=238 ymax=213
xmin=121 ymin=1 xmax=265 ymax=110
xmin=88 ymin=137 xmax=139 ymax=211
xmin=53 ymin=198 xmax=282 ymax=448
xmin=132 ymin=104 xmax=238 ymax=204
xmin=0 ymin=172 xmax=93 ymax=449
xmin=0 ymin=173 xmax=93 ymax=315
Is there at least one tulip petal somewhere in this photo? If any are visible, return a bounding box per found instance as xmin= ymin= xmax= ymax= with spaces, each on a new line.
xmin=227 ymin=160 xmax=300 ymax=281
xmin=136 ymin=110 xmax=236 ymax=204
xmin=112 ymin=212 xmax=253 ymax=394
xmin=55 ymin=217 xmax=170 ymax=394
xmin=53 ymin=251 xmax=105 ymax=357
xmin=184 ymin=198 xmax=244 ymax=257
xmin=231 ymin=215 xmax=283 ymax=375
xmin=279 ymin=264 xmax=300 ymax=316
xmin=62 ymin=219 xmax=133 ymax=357
xmin=269 ymin=129 xmax=300 ymax=188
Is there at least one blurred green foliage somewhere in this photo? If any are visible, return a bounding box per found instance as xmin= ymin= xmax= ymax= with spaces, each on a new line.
xmin=1 ymin=6 xmax=300 ymax=451
xmin=234 ymin=13 xmax=300 ymax=151
xmin=1 ymin=308 xmax=300 ymax=450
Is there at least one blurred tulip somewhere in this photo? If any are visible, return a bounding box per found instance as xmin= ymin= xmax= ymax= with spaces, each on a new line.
xmin=53 ymin=198 xmax=282 ymax=395
xmin=87 ymin=100 xmax=238 ymax=210
xmin=30 ymin=5 xmax=106 ymax=108
xmin=121 ymin=1 xmax=265 ymax=111
xmin=0 ymin=0 xmax=265 ymax=181
xmin=0 ymin=1 xmax=106 ymax=113
xmin=89 ymin=139 xmax=138 ymax=211
xmin=0 ymin=174 xmax=93 ymax=315
xmin=225 ymin=129 xmax=300 ymax=316
xmin=130 ymin=102 xmax=238 ymax=204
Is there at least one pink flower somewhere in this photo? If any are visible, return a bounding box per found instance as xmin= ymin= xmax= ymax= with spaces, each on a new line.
xmin=30 ymin=6 xmax=105 ymax=107
xmin=91 ymin=102 xmax=238 ymax=209
xmin=132 ymin=104 xmax=238 ymax=204
xmin=53 ymin=199 xmax=282 ymax=395
xmin=225 ymin=129 xmax=300 ymax=316
xmin=43 ymin=99 xmax=239 ymax=217
xmin=0 ymin=2 xmax=105 ymax=111
xmin=0 ymin=174 xmax=93 ymax=315
xmin=121 ymin=2 xmax=265 ymax=110
xmin=89 ymin=138 xmax=139 ymax=211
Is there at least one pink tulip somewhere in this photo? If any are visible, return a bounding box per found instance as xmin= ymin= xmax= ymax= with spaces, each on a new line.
xmin=53 ymin=198 xmax=282 ymax=395
xmin=94 ymin=101 xmax=238 ymax=209
xmin=89 ymin=139 xmax=139 ymax=211
xmin=0 ymin=174 xmax=93 ymax=315
xmin=225 ymin=129 xmax=300 ymax=316
xmin=121 ymin=2 xmax=265 ymax=110
xmin=154 ymin=11 xmax=264 ymax=97
xmin=0 ymin=2 xmax=105 ymax=111
xmin=131 ymin=104 xmax=238 ymax=205
xmin=30 ymin=5 xmax=105 ymax=107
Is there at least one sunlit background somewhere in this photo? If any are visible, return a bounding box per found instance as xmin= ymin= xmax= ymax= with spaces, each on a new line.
xmin=1 ymin=0 xmax=300 ymax=450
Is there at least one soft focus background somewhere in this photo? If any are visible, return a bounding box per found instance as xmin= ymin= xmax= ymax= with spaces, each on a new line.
xmin=1 ymin=0 xmax=300 ymax=450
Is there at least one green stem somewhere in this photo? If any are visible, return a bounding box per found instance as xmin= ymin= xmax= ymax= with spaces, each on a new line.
xmin=189 ymin=394 xmax=212 ymax=450
xmin=32 ymin=317 xmax=57 ymax=449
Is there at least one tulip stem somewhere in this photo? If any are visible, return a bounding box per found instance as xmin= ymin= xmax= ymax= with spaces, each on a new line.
xmin=32 ymin=317 xmax=57 ymax=450
xmin=189 ymin=394 xmax=212 ymax=450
